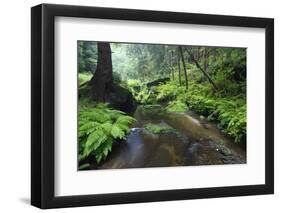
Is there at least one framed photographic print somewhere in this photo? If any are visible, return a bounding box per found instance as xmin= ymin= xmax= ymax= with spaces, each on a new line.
xmin=31 ymin=3 xmax=274 ymax=209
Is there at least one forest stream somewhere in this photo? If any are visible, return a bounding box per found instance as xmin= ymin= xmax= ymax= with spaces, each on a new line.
xmin=92 ymin=105 xmax=246 ymax=170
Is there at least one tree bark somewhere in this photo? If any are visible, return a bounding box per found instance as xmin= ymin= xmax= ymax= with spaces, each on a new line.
xmin=185 ymin=47 xmax=218 ymax=90
xmin=204 ymin=47 xmax=209 ymax=73
xmin=91 ymin=42 xmax=113 ymax=101
xmin=178 ymin=46 xmax=188 ymax=91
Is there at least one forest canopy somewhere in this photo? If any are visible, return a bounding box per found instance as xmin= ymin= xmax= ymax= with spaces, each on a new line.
xmin=79 ymin=41 xmax=246 ymax=83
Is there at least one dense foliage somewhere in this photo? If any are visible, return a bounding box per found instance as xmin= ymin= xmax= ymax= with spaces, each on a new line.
xmin=123 ymin=48 xmax=246 ymax=142
xmin=79 ymin=102 xmax=136 ymax=165
xmin=125 ymin=77 xmax=246 ymax=142
xmin=188 ymin=81 xmax=246 ymax=142
xmin=78 ymin=41 xmax=97 ymax=73
xmin=78 ymin=41 xmax=247 ymax=168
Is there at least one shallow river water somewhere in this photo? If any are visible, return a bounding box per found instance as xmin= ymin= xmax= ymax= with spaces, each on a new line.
xmin=93 ymin=105 xmax=246 ymax=170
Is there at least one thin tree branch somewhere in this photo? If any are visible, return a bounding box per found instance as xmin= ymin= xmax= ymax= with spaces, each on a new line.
xmin=185 ymin=47 xmax=218 ymax=90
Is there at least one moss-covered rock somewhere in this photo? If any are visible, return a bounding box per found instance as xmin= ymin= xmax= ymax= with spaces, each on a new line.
xmin=146 ymin=77 xmax=170 ymax=88
xmin=106 ymin=83 xmax=137 ymax=114
xmin=79 ymin=81 xmax=137 ymax=114
xmin=144 ymin=123 xmax=175 ymax=134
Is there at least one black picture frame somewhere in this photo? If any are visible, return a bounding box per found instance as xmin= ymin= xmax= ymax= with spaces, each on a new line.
xmin=31 ymin=3 xmax=274 ymax=209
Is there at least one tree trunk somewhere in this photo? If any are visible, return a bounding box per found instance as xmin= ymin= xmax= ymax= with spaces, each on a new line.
xmin=185 ymin=47 xmax=218 ymax=90
xmin=178 ymin=46 xmax=188 ymax=91
xmin=177 ymin=51 xmax=182 ymax=86
xmin=170 ymin=51 xmax=174 ymax=80
xmin=91 ymin=42 xmax=113 ymax=101
xmin=204 ymin=47 xmax=208 ymax=73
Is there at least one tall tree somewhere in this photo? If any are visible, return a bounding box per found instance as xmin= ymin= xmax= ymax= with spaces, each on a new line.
xmin=177 ymin=51 xmax=182 ymax=86
xmin=91 ymin=42 xmax=113 ymax=101
xmin=178 ymin=46 xmax=188 ymax=91
xmin=203 ymin=47 xmax=209 ymax=73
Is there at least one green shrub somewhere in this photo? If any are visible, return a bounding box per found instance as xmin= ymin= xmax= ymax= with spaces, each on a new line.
xmin=165 ymin=100 xmax=188 ymax=112
xmin=217 ymin=102 xmax=246 ymax=142
xmin=188 ymin=90 xmax=246 ymax=142
xmin=135 ymin=85 xmax=153 ymax=104
xmin=125 ymin=80 xmax=149 ymax=104
xmin=156 ymin=83 xmax=179 ymax=102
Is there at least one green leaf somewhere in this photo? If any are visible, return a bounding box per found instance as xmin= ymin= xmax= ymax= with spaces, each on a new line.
xmin=95 ymin=153 xmax=103 ymax=164
xmin=79 ymin=103 xmax=135 ymax=164
xmin=111 ymin=125 xmax=125 ymax=139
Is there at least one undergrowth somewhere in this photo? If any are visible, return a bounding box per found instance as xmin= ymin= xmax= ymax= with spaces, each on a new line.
xmin=78 ymin=102 xmax=136 ymax=166
xmin=128 ymin=78 xmax=246 ymax=143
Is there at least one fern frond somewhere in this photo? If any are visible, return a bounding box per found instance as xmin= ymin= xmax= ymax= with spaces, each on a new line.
xmin=78 ymin=103 xmax=135 ymax=165
xmin=111 ymin=124 xmax=125 ymax=139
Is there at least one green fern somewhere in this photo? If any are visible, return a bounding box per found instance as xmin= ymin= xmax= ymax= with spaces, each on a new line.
xmin=78 ymin=103 xmax=136 ymax=165
xmin=165 ymin=100 xmax=188 ymax=112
